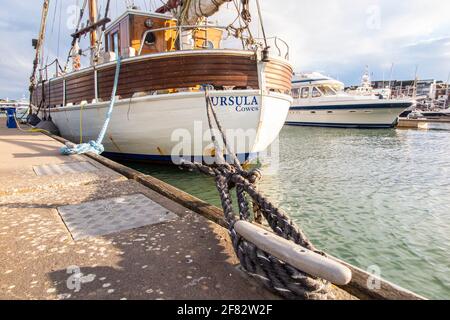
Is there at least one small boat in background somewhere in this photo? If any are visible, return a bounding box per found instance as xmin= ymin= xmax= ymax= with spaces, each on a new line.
xmin=286 ymin=72 xmax=412 ymax=129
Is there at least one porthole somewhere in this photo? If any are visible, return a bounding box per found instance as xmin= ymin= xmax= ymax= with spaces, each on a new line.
xmin=145 ymin=19 xmax=154 ymax=28
xmin=144 ymin=32 xmax=156 ymax=45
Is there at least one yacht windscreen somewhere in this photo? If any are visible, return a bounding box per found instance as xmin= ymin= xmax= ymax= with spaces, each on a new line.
xmin=317 ymin=85 xmax=337 ymax=96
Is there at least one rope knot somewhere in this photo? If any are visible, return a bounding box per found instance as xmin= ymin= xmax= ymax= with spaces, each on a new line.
xmin=244 ymin=169 xmax=262 ymax=184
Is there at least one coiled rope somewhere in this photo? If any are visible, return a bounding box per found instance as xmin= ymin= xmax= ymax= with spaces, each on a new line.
xmin=180 ymin=88 xmax=333 ymax=300
xmin=60 ymin=53 xmax=121 ymax=156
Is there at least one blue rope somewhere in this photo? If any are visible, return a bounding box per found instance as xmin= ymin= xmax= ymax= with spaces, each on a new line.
xmin=60 ymin=53 xmax=122 ymax=156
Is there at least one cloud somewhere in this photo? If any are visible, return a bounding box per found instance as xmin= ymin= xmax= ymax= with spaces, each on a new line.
xmin=0 ymin=0 xmax=449 ymax=98
xmin=256 ymin=0 xmax=450 ymax=83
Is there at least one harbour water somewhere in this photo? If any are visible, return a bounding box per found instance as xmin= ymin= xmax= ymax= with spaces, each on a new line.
xmin=126 ymin=126 xmax=450 ymax=299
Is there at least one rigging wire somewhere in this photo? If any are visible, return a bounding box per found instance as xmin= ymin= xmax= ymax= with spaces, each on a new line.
xmin=104 ymin=0 xmax=112 ymax=27
xmin=149 ymin=0 xmax=155 ymax=11
xmin=63 ymin=0 xmax=88 ymax=71
xmin=93 ymin=1 xmax=112 ymax=61
xmin=230 ymin=0 xmax=249 ymax=49
xmin=50 ymin=0 xmax=58 ymax=35
xmin=42 ymin=0 xmax=58 ymax=71
xmin=57 ymin=0 xmax=63 ymax=61
xmin=255 ymin=0 xmax=268 ymax=48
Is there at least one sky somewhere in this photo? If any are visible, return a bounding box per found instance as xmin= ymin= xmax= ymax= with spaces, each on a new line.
xmin=0 ymin=0 xmax=449 ymax=99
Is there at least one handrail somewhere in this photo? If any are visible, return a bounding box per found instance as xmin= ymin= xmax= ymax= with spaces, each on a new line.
xmin=38 ymin=58 xmax=61 ymax=72
xmin=137 ymin=24 xmax=290 ymax=60
xmin=38 ymin=58 xmax=64 ymax=81
xmin=254 ymin=36 xmax=290 ymax=60
xmin=276 ymin=37 xmax=290 ymax=60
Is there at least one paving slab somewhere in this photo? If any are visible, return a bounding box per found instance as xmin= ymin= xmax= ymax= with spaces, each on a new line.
xmin=58 ymin=194 xmax=178 ymax=240
xmin=33 ymin=161 xmax=99 ymax=176
xmin=0 ymin=126 xmax=126 ymax=196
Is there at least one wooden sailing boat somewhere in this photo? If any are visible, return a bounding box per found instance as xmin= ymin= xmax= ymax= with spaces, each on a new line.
xmin=30 ymin=0 xmax=293 ymax=163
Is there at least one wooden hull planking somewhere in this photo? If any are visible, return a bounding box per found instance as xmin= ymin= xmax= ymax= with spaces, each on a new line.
xmin=32 ymin=50 xmax=293 ymax=108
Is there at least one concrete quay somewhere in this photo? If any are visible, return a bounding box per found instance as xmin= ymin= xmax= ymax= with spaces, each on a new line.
xmin=0 ymin=122 xmax=277 ymax=300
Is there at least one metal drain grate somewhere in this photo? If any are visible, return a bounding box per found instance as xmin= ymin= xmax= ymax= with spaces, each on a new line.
xmin=33 ymin=161 xmax=99 ymax=176
xmin=57 ymin=194 xmax=178 ymax=240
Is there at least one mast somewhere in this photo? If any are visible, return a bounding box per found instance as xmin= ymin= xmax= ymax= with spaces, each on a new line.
xmin=31 ymin=0 xmax=50 ymax=82
xmin=385 ymin=63 xmax=394 ymax=99
xmin=413 ymin=65 xmax=419 ymax=100
xmin=29 ymin=0 xmax=50 ymax=100
xmin=445 ymin=72 xmax=450 ymax=108
xmin=88 ymin=0 xmax=98 ymax=63
xmin=388 ymin=63 xmax=394 ymax=90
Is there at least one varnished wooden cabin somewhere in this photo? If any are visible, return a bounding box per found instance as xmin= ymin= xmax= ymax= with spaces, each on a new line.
xmin=102 ymin=10 xmax=225 ymax=57
xmin=103 ymin=11 xmax=177 ymax=57
xmin=32 ymin=9 xmax=292 ymax=109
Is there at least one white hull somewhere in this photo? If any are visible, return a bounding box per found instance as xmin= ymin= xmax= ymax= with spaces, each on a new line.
xmin=47 ymin=90 xmax=291 ymax=162
xmin=288 ymin=73 xmax=412 ymax=128
xmin=286 ymin=100 xmax=412 ymax=129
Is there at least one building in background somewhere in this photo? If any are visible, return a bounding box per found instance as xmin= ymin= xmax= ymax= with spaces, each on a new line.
xmin=371 ymin=79 xmax=449 ymax=102
xmin=347 ymin=79 xmax=449 ymax=108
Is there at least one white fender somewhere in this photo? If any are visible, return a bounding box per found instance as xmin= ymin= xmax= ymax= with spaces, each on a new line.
xmin=234 ymin=221 xmax=352 ymax=285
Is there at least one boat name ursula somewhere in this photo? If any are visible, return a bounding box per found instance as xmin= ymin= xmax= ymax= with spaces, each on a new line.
xmin=210 ymin=96 xmax=260 ymax=111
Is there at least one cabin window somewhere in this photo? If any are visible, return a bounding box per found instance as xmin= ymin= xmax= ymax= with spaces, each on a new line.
xmin=111 ymin=31 xmax=120 ymax=54
xmin=291 ymin=88 xmax=300 ymax=99
xmin=301 ymin=87 xmax=310 ymax=99
xmin=144 ymin=32 xmax=156 ymax=46
xmin=312 ymin=87 xmax=322 ymax=98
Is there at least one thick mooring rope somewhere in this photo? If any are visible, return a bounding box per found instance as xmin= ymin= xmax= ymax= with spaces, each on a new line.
xmin=180 ymin=90 xmax=333 ymax=300
xmin=60 ymin=51 xmax=121 ymax=156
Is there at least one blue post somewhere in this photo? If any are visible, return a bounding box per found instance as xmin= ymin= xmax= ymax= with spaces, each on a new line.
xmin=6 ymin=107 xmax=17 ymax=129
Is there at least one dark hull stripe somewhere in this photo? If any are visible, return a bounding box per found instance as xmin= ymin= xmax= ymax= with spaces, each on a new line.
xmin=292 ymin=78 xmax=330 ymax=84
xmin=285 ymin=121 xmax=397 ymax=129
xmin=102 ymin=152 xmax=257 ymax=164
